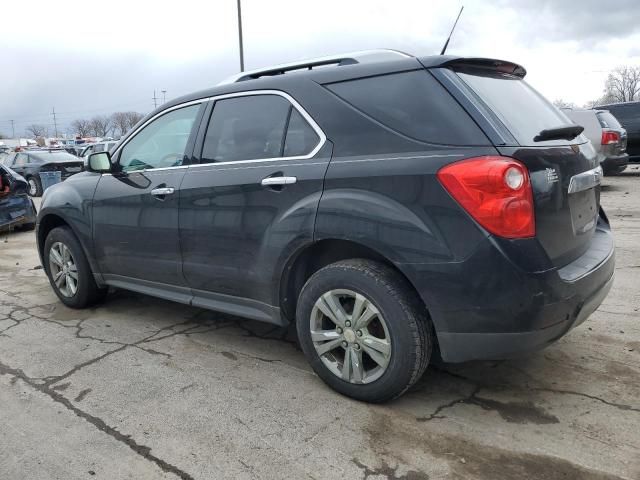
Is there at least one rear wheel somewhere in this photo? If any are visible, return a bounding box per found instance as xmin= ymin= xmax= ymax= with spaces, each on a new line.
xmin=27 ymin=176 xmax=42 ymax=197
xmin=44 ymin=226 xmax=107 ymax=308
xmin=296 ymin=259 xmax=432 ymax=403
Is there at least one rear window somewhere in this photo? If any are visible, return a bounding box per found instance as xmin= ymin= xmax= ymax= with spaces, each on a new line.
xmin=325 ymin=70 xmax=488 ymax=145
xmin=457 ymin=70 xmax=571 ymax=145
xmin=596 ymin=111 xmax=622 ymax=129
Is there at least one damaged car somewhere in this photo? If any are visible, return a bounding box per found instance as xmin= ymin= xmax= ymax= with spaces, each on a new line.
xmin=0 ymin=163 xmax=37 ymax=231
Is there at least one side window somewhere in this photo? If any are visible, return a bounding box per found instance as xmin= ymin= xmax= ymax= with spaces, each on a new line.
xmin=326 ymin=70 xmax=488 ymax=145
xmin=283 ymin=109 xmax=320 ymax=157
xmin=119 ymin=104 xmax=200 ymax=172
xmin=201 ymin=95 xmax=291 ymax=163
xmin=15 ymin=153 xmax=28 ymax=166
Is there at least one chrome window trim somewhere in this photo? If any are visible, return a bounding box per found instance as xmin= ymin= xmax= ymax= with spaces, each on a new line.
xmin=109 ymin=90 xmax=326 ymax=174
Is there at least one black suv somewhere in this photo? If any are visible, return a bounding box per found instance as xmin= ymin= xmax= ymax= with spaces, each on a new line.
xmin=37 ymin=51 xmax=614 ymax=402
xmin=598 ymin=101 xmax=640 ymax=162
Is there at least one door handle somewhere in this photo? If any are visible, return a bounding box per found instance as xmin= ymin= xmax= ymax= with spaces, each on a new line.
xmin=260 ymin=176 xmax=297 ymax=187
xmin=151 ymin=187 xmax=175 ymax=197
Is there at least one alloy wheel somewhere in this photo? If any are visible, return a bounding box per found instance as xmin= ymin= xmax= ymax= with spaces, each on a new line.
xmin=28 ymin=179 xmax=37 ymax=196
xmin=48 ymin=242 xmax=78 ymax=298
xmin=310 ymin=289 xmax=392 ymax=384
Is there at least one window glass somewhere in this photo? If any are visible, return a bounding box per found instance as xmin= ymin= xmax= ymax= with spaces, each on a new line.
xmin=15 ymin=153 xmax=28 ymax=166
xmin=94 ymin=144 xmax=105 ymax=153
xmin=283 ymin=109 xmax=320 ymax=157
xmin=120 ymin=104 xmax=199 ymax=172
xmin=201 ymin=95 xmax=290 ymax=163
xmin=457 ymin=70 xmax=573 ymax=145
xmin=326 ymin=70 xmax=488 ymax=145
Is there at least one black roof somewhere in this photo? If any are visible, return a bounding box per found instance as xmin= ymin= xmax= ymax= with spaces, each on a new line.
xmin=156 ymin=55 xmax=525 ymax=119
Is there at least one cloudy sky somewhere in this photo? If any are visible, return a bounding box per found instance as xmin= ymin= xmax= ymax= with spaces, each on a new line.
xmin=1 ymin=0 xmax=639 ymax=137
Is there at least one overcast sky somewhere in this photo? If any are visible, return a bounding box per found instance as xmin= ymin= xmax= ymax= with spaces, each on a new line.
xmin=1 ymin=0 xmax=639 ymax=137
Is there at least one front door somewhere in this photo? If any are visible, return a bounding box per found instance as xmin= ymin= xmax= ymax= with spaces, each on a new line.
xmin=92 ymin=103 xmax=203 ymax=289
xmin=180 ymin=93 xmax=330 ymax=311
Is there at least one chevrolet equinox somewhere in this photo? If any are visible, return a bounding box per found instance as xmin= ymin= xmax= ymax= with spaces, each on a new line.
xmin=37 ymin=50 xmax=615 ymax=402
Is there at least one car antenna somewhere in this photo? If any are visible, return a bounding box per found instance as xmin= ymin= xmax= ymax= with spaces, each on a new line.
xmin=440 ymin=5 xmax=464 ymax=55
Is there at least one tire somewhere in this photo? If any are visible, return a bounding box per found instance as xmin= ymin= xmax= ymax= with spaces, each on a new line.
xmin=44 ymin=226 xmax=107 ymax=308
xmin=296 ymin=259 xmax=432 ymax=403
xmin=27 ymin=175 xmax=42 ymax=197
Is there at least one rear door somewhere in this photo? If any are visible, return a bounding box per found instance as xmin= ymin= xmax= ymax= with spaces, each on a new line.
xmin=445 ymin=67 xmax=600 ymax=266
xmin=179 ymin=92 xmax=330 ymax=312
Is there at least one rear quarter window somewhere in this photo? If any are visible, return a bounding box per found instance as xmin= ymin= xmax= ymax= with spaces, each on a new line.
xmin=457 ymin=70 xmax=572 ymax=146
xmin=325 ymin=70 xmax=489 ymax=146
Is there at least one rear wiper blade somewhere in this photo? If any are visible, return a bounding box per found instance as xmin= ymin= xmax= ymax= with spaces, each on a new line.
xmin=534 ymin=124 xmax=584 ymax=142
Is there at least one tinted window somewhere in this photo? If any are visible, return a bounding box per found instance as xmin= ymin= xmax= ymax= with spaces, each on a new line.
xmin=283 ymin=109 xmax=320 ymax=157
xmin=603 ymin=104 xmax=640 ymax=135
xmin=457 ymin=70 xmax=571 ymax=145
xmin=201 ymin=95 xmax=290 ymax=163
xmin=31 ymin=152 xmax=77 ymax=163
xmin=326 ymin=70 xmax=488 ymax=145
xmin=596 ymin=111 xmax=622 ymax=129
xmin=119 ymin=104 xmax=199 ymax=172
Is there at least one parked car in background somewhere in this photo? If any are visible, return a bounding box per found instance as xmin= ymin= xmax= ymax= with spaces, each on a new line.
xmin=597 ymin=101 xmax=640 ymax=162
xmin=79 ymin=141 xmax=118 ymax=161
xmin=0 ymin=163 xmax=36 ymax=231
xmin=37 ymin=51 xmax=614 ymax=402
xmin=563 ymin=108 xmax=628 ymax=175
xmin=3 ymin=150 xmax=84 ymax=196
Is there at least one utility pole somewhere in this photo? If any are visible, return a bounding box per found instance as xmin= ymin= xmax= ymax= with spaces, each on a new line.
xmin=161 ymin=90 xmax=167 ymax=104
xmin=236 ymin=0 xmax=245 ymax=72
xmin=10 ymin=120 xmax=15 ymax=138
xmin=51 ymin=107 xmax=59 ymax=138
xmin=152 ymin=90 xmax=158 ymax=109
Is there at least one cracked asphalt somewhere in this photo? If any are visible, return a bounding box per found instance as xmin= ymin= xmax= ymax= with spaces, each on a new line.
xmin=1 ymin=168 xmax=639 ymax=480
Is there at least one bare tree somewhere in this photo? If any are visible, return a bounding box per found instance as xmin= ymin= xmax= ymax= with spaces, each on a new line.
xmin=89 ymin=115 xmax=113 ymax=137
xmin=111 ymin=112 xmax=130 ymax=137
xmin=553 ymin=99 xmax=577 ymax=109
xmin=124 ymin=111 xmax=144 ymax=131
xmin=603 ymin=66 xmax=640 ymax=103
xmin=71 ymin=119 xmax=92 ymax=137
xmin=25 ymin=124 xmax=48 ymax=138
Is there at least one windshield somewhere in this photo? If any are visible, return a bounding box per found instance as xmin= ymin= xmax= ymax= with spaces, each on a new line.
xmin=457 ymin=70 xmax=574 ymax=145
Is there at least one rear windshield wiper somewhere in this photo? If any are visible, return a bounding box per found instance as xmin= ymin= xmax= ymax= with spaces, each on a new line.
xmin=534 ymin=125 xmax=584 ymax=142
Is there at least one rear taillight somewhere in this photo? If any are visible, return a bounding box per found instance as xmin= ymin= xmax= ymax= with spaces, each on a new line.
xmin=437 ymin=156 xmax=535 ymax=239
xmin=601 ymin=130 xmax=620 ymax=145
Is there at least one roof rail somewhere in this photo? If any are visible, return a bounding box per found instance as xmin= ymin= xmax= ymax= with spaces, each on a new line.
xmin=218 ymin=49 xmax=413 ymax=85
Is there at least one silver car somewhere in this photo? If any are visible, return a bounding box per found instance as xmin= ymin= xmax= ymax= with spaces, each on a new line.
xmin=562 ymin=108 xmax=628 ymax=175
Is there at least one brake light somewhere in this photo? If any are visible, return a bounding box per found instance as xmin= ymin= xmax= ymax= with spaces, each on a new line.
xmin=437 ymin=156 xmax=535 ymax=238
xmin=601 ymin=130 xmax=620 ymax=145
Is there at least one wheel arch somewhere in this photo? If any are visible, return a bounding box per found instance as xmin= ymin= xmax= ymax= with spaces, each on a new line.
xmin=279 ymin=238 xmax=430 ymax=318
xmin=37 ymin=213 xmax=101 ymax=280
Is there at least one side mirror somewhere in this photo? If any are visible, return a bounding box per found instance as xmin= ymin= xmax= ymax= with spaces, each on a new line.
xmin=87 ymin=152 xmax=112 ymax=173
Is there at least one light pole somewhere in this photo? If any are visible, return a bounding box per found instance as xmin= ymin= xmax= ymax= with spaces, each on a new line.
xmin=237 ymin=0 xmax=245 ymax=72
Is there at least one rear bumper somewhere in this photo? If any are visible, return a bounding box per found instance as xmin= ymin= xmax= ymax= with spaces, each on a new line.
xmin=601 ymin=154 xmax=628 ymax=173
xmin=408 ymin=224 xmax=615 ymax=363
xmin=437 ymin=271 xmax=613 ymax=362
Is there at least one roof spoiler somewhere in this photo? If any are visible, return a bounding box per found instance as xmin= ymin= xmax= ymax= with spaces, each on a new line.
xmin=438 ymin=57 xmax=527 ymax=78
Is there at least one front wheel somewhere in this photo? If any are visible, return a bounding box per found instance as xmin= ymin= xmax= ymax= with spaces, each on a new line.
xmin=296 ymin=259 xmax=432 ymax=403
xmin=44 ymin=226 xmax=107 ymax=308
xmin=27 ymin=176 xmax=42 ymax=197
